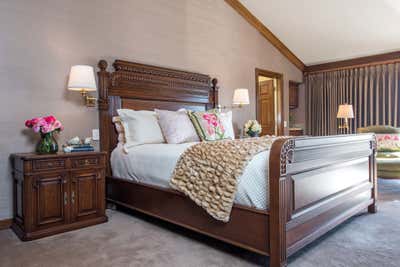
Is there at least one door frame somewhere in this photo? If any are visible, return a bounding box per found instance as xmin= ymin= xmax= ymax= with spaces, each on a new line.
xmin=255 ymin=68 xmax=284 ymax=136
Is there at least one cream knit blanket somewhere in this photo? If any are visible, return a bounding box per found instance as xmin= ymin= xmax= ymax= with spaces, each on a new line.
xmin=170 ymin=136 xmax=275 ymax=222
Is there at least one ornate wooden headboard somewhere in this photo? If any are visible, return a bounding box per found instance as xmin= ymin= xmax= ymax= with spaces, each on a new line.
xmin=97 ymin=59 xmax=219 ymax=174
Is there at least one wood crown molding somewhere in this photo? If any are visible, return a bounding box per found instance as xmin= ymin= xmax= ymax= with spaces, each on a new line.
xmin=0 ymin=218 xmax=12 ymax=230
xmin=304 ymin=51 xmax=400 ymax=74
xmin=225 ymin=0 xmax=305 ymax=71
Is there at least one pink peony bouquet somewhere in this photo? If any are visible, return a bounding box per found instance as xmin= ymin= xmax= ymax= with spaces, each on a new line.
xmin=25 ymin=116 xmax=64 ymax=134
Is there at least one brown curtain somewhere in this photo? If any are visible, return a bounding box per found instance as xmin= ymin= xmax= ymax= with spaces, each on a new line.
xmin=305 ymin=63 xmax=400 ymax=136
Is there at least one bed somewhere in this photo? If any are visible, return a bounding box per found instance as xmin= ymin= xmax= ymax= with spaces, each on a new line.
xmin=97 ymin=59 xmax=377 ymax=267
xmin=111 ymin=142 xmax=271 ymax=209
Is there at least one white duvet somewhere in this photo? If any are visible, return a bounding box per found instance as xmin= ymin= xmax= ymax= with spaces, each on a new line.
xmin=111 ymin=143 xmax=270 ymax=210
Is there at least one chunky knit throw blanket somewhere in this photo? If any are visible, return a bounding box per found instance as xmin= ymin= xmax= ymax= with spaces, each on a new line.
xmin=170 ymin=136 xmax=275 ymax=222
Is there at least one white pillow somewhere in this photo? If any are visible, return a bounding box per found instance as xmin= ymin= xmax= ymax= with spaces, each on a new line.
xmin=117 ymin=109 xmax=165 ymax=152
xmin=219 ymin=111 xmax=235 ymax=139
xmin=155 ymin=109 xmax=200 ymax=144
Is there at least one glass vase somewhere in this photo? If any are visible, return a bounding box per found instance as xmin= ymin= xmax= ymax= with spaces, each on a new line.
xmin=247 ymin=131 xmax=259 ymax=138
xmin=36 ymin=132 xmax=58 ymax=154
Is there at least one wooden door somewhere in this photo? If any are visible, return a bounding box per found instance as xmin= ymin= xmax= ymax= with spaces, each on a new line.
xmin=32 ymin=172 xmax=68 ymax=229
xmin=71 ymin=170 xmax=104 ymax=221
xmin=258 ymin=80 xmax=275 ymax=135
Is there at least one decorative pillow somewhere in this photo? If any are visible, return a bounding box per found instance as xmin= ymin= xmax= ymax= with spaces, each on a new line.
xmin=155 ymin=109 xmax=200 ymax=144
xmin=376 ymin=134 xmax=400 ymax=152
xmin=188 ymin=110 xmax=226 ymax=141
xmin=112 ymin=116 xmax=126 ymax=143
xmin=219 ymin=110 xmax=235 ymax=140
xmin=117 ymin=109 xmax=165 ymax=152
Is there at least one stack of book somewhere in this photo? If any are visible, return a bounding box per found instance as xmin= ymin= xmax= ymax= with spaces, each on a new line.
xmin=70 ymin=144 xmax=94 ymax=152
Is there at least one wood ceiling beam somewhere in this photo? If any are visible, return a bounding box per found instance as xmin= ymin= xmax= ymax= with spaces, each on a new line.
xmin=225 ymin=0 xmax=305 ymax=71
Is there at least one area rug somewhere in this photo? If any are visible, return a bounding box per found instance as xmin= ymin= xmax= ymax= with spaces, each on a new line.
xmin=0 ymin=179 xmax=399 ymax=267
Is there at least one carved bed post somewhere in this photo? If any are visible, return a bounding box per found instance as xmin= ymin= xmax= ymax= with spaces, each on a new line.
xmin=97 ymin=60 xmax=111 ymax=175
xmin=211 ymin=78 xmax=219 ymax=108
xmin=269 ymin=138 xmax=295 ymax=267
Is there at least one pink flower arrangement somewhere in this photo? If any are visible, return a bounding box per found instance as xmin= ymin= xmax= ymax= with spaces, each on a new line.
xmin=25 ymin=115 xmax=63 ymax=134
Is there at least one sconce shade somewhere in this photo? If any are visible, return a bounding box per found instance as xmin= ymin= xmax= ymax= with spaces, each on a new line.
xmin=68 ymin=65 xmax=97 ymax=92
xmin=337 ymin=104 xmax=354 ymax=118
xmin=232 ymin=88 xmax=250 ymax=105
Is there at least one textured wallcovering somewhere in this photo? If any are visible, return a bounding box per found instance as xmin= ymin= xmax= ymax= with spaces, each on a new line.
xmin=0 ymin=0 xmax=302 ymax=219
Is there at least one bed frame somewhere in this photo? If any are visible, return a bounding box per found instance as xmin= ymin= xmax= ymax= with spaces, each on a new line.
xmin=97 ymin=59 xmax=377 ymax=267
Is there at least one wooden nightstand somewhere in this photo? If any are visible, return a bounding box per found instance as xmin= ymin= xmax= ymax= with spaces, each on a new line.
xmin=10 ymin=152 xmax=108 ymax=241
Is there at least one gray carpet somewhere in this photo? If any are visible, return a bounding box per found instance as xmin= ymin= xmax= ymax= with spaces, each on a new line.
xmin=0 ymin=179 xmax=399 ymax=267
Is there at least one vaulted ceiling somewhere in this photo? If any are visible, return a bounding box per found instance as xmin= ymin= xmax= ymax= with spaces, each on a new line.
xmin=239 ymin=0 xmax=400 ymax=66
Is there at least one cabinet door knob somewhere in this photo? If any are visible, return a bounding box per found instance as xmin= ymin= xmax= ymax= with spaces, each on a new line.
xmin=64 ymin=192 xmax=68 ymax=206
xmin=71 ymin=191 xmax=75 ymax=204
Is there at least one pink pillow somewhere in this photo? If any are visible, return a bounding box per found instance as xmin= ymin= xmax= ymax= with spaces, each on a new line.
xmin=155 ymin=109 xmax=200 ymax=144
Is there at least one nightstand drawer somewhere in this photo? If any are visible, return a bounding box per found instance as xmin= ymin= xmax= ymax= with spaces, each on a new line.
xmin=33 ymin=159 xmax=66 ymax=171
xmin=72 ymin=156 xmax=100 ymax=169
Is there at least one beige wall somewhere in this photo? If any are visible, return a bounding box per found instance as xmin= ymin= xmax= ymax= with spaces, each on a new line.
xmin=0 ymin=0 xmax=302 ymax=219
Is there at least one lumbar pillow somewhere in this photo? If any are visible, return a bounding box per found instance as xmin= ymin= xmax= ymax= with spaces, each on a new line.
xmin=117 ymin=109 xmax=165 ymax=152
xmin=376 ymin=134 xmax=400 ymax=152
xmin=188 ymin=110 xmax=226 ymax=141
xmin=155 ymin=109 xmax=200 ymax=144
xmin=219 ymin=110 xmax=235 ymax=140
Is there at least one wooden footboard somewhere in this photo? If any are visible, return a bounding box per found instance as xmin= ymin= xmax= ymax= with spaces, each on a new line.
xmin=269 ymin=134 xmax=377 ymax=267
xmin=106 ymin=134 xmax=376 ymax=267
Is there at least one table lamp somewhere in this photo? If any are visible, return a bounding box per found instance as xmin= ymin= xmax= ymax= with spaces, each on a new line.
xmin=337 ymin=104 xmax=354 ymax=134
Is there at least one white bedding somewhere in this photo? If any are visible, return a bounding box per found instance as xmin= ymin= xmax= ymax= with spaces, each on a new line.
xmin=110 ymin=142 xmax=270 ymax=210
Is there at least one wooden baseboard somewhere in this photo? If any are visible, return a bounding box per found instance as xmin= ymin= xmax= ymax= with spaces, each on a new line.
xmin=0 ymin=218 xmax=12 ymax=230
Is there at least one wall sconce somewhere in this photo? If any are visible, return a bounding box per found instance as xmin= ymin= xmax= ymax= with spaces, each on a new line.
xmin=218 ymin=88 xmax=250 ymax=111
xmin=68 ymin=65 xmax=97 ymax=107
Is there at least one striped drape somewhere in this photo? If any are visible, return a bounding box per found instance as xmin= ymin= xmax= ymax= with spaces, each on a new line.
xmin=305 ymin=63 xmax=400 ymax=136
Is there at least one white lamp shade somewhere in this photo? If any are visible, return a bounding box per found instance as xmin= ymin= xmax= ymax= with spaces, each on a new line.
xmin=233 ymin=88 xmax=250 ymax=105
xmin=337 ymin=104 xmax=354 ymax=118
xmin=68 ymin=65 xmax=97 ymax=91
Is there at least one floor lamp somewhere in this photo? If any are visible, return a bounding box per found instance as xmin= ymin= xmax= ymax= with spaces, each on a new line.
xmin=337 ymin=104 xmax=354 ymax=134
